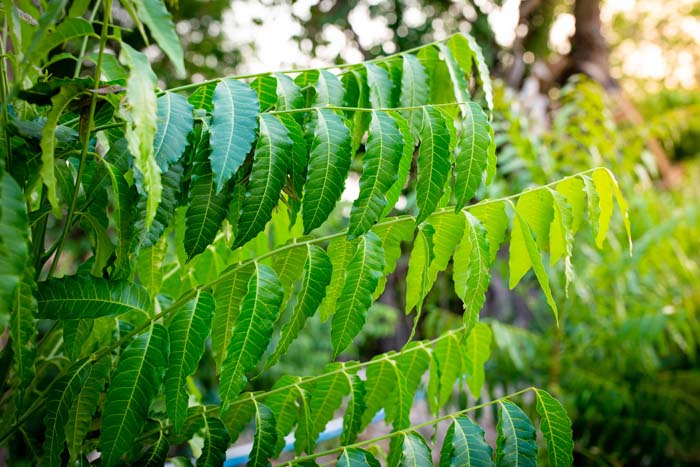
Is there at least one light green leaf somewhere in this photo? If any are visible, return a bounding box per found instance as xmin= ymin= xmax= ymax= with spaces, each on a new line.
xmin=165 ymin=291 xmax=214 ymax=432
xmin=548 ymin=189 xmax=575 ymax=292
xmin=37 ymin=275 xmax=151 ymax=319
xmin=43 ymin=360 xmax=92 ymax=467
xmin=10 ymin=264 xmax=37 ymax=385
xmin=398 ymin=432 xmax=432 ymax=467
xmin=197 ymin=414 xmax=230 ymax=467
xmin=534 ymin=389 xmax=574 ymax=467
xmin=348 ymin=111 xmax=404 ymax=238
xmin=276 ymin=73 xmax=304 ymax=111
xmin=463 ymin=33 xmax=493 ymax=113
xmin=382 ymin=358 xmax=413 ymax=430
xmin=439 ymin=416 xmax=494 ymax=467
xmin=509 ymin=206 xmax=559 ymax=322
xmin=189 ymin=82 xmax=216 ymax=112
xmin=555 ymin=177 xmax=586 ymax=235
xmin=135 ymin=234 xmax=168 ymax=299
xmin=301 ymin=108 xmax=352 ymax=233
xmin=365 ymin=62 xmax=395 ymax=108
xmin=496 ymin=401 xmax=537 ymax=467
xmin=581 ymin=174 xmax=600 ymax=241
xmin=99 ymin=324 xmax=169 ymax=467
xmin=277 ymin=113 xmax=307 ymax=222
xmin=120 ymin=43 xmax=161 ymax=231
xmin=434 ymin=332 xmax=462 ymax=408
xmin=293 ymin=386 xmax=314 ymax=456
xmin=446 ymin=34 xmax=474 ymax=78
xmin=426 ymin=212 xmax=465 ymax=287
xmin=212 ymin=264 xmax=255 ymax=370
xmin=184 ymin=126 xmax=230 ymax=260
xmin=219 ymin=264 xmax=284 ymax=412
xmin=592 ymin=168 xmax=632 ymax=252
xmin=154 ymin=92 xmax=193 ymax=170
xmin=341 ymin=374 xmax=367 ymax=445
xmin=271 ymin=243 xmax=307 ymax=302
xmin=331 ymin=231 xmax=385 ymax=357
xmin=471 ymin=201 xmax=508 ymax=264
xmin=416 ymin=106 xmax=451 ymax=223
xmin=233 ymin=114 xmax=291 ymax=249
xmin=382 ymin=112 xmax=414 ymax=218
xmin=268 ymin=245 xmax=332 ymax=368
xmin=515 ymin=189 xmax=554 ymax=251
xmin=40 ymin=84 xmax=84 ymax=217
xmin=132 ymin=0 xmax=185 ymax=76
xmin=360 ymin=355 xmax=398 ymax=429
xmin=371 ymin=216 xmax=414 ymax=299
xmin=454 ymin=102 xmax=490 ymax=209
xmin=343 ymin=69 xmax=372 ymax=153
xmin=453 ymin=212 xmax=490 ymax=332
xmin=318 ymin=236 xmax=355 ymax=322
xmin=66 ymin=357 xmax=111 ymax=462
xmin=314 ymin=70 xmax=345 ymax=107
xmin=405 ymin=224 xmax=435 ymax=314
xmin=210 ymin=78 xmax=259 ymax=191
xmin=400 ymin=54 xmax=429 ymax=142
xmin=462 ymin=322 xmax=492 ymax=398
xmin=396 ymin=342 xmax=431 ymax=401
xmin=436 ymin=42 xmax=470 ymax=111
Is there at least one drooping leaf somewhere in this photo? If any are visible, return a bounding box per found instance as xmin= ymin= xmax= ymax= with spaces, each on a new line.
xmin=436 ymin=42 xmax=471 ymax=112
xmin=233 ymin=114 xmax=291 ymax=249
xmin=119 ymin=44 xmax=161 ymax=231
xmin=382 ymin=112 xmax=414 ymax=217
xmin=555 ymin=177 xmax=585 ymax=235
xmin=153 ymin=92 xmax=193 ymax=170
xmin=462 ymin=322 xmax=492 ymax=398
xmin=297 ymin=362 xmax=352 ymax=454
xmin=104 ymin=161 xmax=138 ymax=278
xmin=219 ymin=264 xmax=284 ymax=413
xmin=434 ymin=331 xmax=462 ymax=408
xmin=268 ymin=245 xmax=332 ymax=368
xmin=184 ymin=127 xmax=230 ymax=260
xmin=463 ymin=33 xmax=493 ymax=113
xmin=39 ymin=84 xmax=83 ymax=216
xmin=164 ymin=291 xmax=214 ymax=432
xmin=341 ymin=374 xmax=367 ymax=445
xmin=426 ymin=212 xmax=465 ymax=286
xmin=252 ymin=74 xmax=278 ymax=112
xmin=247 ymin=401 xmax=277 ymax=467
xmin=337 ymin=448 xmax=381 ymax=467
xmin=197 ymin=414 xmax=230 ymax=467
xmin=416 ymin=106 xmax=451 ymax=223
xmin=454 ymin=102 xmax=490 ymax=209
xmin=396 ymin=342 xmax=431 ymax=402
xmin=43 ymin=359 xmax=92 ymax=467
xmin=314 ymin=70 xmax=345 ymax=107
xmin=470 ymin=201 xmax=508 ymax=264
xmin=132 ymin=0 xmax=185 ymax=76
xmin=496 ymin=401 xmax=537 ymax=467
xmin=133 ymin=431 xmax=170 ymax=467
xmin=365 ymin=62 xmax=394 ymax=108
xmin=65 ymin=357 xmax=112 ymax=462
xmin=99 ymin=324 xmax=169 ymax=467
xmin=360 ymin=355 xmax=397 ymax=430
xmin=36 ymin=275 xmax=151 ymax=319
xmin=509 ymin=205 xmax=559 ymax=322
xmin=453 ymin=212 xmax=491 ymax=331
xmin=405 ymin=224 xmax=435 ymax=314
xmin=342 ymin=69 xmax=372 ymax=153
xmin=209 ymin=78 xmax=259 ymax=191
xmin=348 ymin=111 xmax=404 ymax=238
xmin=548 ymin=189 xmax=575 ymax=292
xmin=301 ymin=108 xmax=352 ymax=233
xmin=534 ymin=389 xmax=574 ymax=467
xmin=371 ymin=216 xmax=414 ymax=298
xmin=439 ymin=416 xmax=494 ymax=467
xmin=592 ymin=168 xmax=632 ymax=251
xmin=318 ymin=236 xmax=355 ymax=321
xmin=211 ymin=263 xmax=255 ymax=369
xmin=135 ymin=234 xmax=168 ymax=299
xmin=331 ymin=231 xmax=385 ymax=357
xmin=10 ymin=263 xmax=36 ymax=385
xmin=398 ymin=432 xmax=432 ymax=467
xmin=222 ymin=396 xmax=256 ymax=442
xmin=271 ymin=243 xmax=307 ymax=302
xmin=266 ymin=376 xmax=304 ymax=455
xmin=399 ymin=54 xmax=429 ymax=142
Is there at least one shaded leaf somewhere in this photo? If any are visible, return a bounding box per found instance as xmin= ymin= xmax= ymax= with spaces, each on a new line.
xmin=153 ymin=92 xmax=193 ymax=170
xmin=197 ymin=414 xmax=230 ymax=467
xmin=496 ymin=401 xmax=537 ymax=467
xmin=462 ymin=322 xmax=492 ymax=398
xmin=399 ymin=54 xmax=429 ymax=142
xmin=534 ymin=389 xmax=574 ymax=467
xmin=439 ymin=416 xmax=494 ymax=467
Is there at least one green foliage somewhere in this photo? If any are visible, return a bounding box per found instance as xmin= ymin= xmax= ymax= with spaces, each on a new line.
xmin=0 ymin=5 xmax=633 ymax=465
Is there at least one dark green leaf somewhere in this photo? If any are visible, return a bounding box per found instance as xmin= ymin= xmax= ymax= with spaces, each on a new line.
xmin=416 ymin=106 xmax=451 ymax=223
xmin=197 ymin=414 xmax=231 ymax=467
xmin=398 ymin=432 xmax=432 ymax=467
xmin=454 ymin=102 xmax=490 ymax=209
xmin=252 ymin=75 xmax=278 ymax=112
xmin=37 ymin=275 xmax=151 ymax=319
xmin=439 ymin=416 xmax=494 ymax=467
xmin=210 ymin=78 xmax=259 ymax=191
xmin=133 ymin=431 xmax=170 ymax=467
xmin=132 ymin=0 xmax=185 ymax=76
xmin=534 ymin=389 xmax=574 ymax=467
xmin=247 ymin=402 xmax=277 ymax=467
xmin=341 ymin=374 xmax=367 ymax=445
xmin=400 ymin=54 xmax=429 ymax=142
xmin=10 ymin=262 xmax=36 ymax=385
xmin=314 ymin=70 xmax=345 ymax=107
xmin=496 ymin=401 xmax=537 ymax=467
xmin=154 ymin=92 xmax=193 ymax=170
xmin=233 ymin=114 xmax=291 ymax=249
xmin=266 ymin=376 xmax=304 ymax=455
xmin=99 ymin=324 xmax=169 ymax=467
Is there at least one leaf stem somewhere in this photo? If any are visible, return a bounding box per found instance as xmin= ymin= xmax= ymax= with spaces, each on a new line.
xmin=47 ymin=0 xmax=112 ymax=278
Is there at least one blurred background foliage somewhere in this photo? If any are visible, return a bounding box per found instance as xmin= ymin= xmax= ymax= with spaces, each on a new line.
xmin=68 ymin=0 xmax=700 ymax=465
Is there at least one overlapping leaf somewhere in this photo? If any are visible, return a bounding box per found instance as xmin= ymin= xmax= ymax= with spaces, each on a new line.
xmin=132 ymin=0 xmax=185 ymax=76
xmin=197 ymin=414 xmax=230 ymax=467
xmin=416 ymin=106 xmax=451 ymax=223
xmin=462 ymin=322 xmax=492 ymax=398
xmin=153 ymin=92 xmax=193 ymax=170
xmin=439 ymin=416 xmax=494 ymax=467
xmin=453 ymin=212 xmax=490 ymax=331
xmin=454 ymin=102 xmax=491 ymax=209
